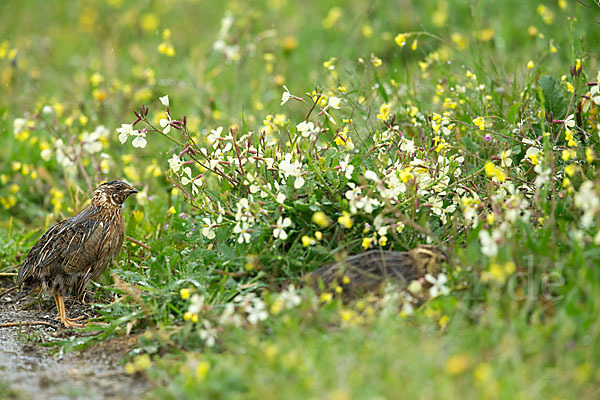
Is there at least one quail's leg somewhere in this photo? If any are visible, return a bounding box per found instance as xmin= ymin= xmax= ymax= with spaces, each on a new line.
xmin=53 ymin=294 xmax=85 ymax=328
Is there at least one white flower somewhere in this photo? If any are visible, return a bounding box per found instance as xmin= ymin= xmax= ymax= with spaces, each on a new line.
xmin=199 ymin=319 xmax=217 ymax=347
xmin=168 ymin=154 xmax=183 ymax=173
xmin=296 ymin=121 xmax=315 ymax=138
xmin=401 ymin=301 xmax=414 ymax=315
xmin=400 ymin=137 xmax=415 ymax=153
xmin=181 ymin=167 xmax=202 ymax=194
xmin=479 ymin=229 xmax=502 ymax=257
xmin=188 ymin=294 xmax=205 ymax=315
xmin=233 ymin=222 xmax=251 ymax=244
xmin=591 ymin=75 xmax=600 ymax=105
xmin=294 ymin=176 xmax=305 ymax=189
xmin=276 ymin=192 xmax=286 ymax=204
xmin=345 ymin=182 xmax=361 ymax=200
xmin=13 ymin=118 xmax=27 ymax=134
xmin=273 ymin=216 xmax=292 ymax=240
xmin=339 ymin=155 xmax=355 ymax=179
xmin=159 ymin=113 xmax=172 ymax=134
xmin=500 ymin=149 xmax=512 ymax=167
xmin=533 ymin=164 xmax=551 ymax=188
xmin=281 ymin=86 xmax=291 ymax=106
xmin=201 ymin=217 xmax=218 ymax=239
xmin=41 ymin=148 xmax=53 ymax=161
xmin=208 ymin=126 xmax=223 ymax=143
xmin=278 ymin=153 xmax=303 ymax=178
xmin=42 ymin=105 xmax=54 ymax=114
xmin=574 ymin=181 xmax=599 ymax=228
xmin=132 ymin=130 xmax=147 ymax=148
xmin=117 ymin=123 xmax=134 ymax=144
xmin=424 ymin=273 xmax=450 ymax=298
xmin=54 ymin=139 xmax=73 ymax=168
xmin=246 ymin=298 xmax=268 ymax=325
xmin=364 ymin=170 xmax=379 ymax=182
xmin=328 ymin=96 xmax=341 ymax=109
xmin=279 ymin=284 xmax=301 ymax=309
xmin=407 ymin=280 xmax=422 ymax=294
xmin=82 ymin=130 xmax=103 ymax=154
xmin=564 ymin=114 xmax=575 ymax=129
xmin=219 ymin=303 xmax=243 ymax=327
xmin=159 ymin=95 xmax=170 ymax=107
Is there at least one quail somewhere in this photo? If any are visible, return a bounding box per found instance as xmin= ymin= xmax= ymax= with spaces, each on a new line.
xmin=17 ymin=181 xmax=138 ymax=327
xmin=306 ymin=245 xmax=447 ymax=300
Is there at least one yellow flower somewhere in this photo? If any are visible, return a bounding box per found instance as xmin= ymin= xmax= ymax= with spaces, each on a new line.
xmin=564 ymin=164 xmax=576 ymax=177
xmin=140 ymin=13 xmax=159 ymax=32
xmin=134 ymin=354 xmax=152 ymax=371
xmin=180 ymin=288 xmax=192 ymax=300
xmin=195 ymin=361 xmax=210 ymax=381
xmin=527 ymin=26 xmax=538 ymax=37
xmin=124 ymin=363 xmax=136 ymax=375
xmin=527 ymin=60 xmax=535 ymax=69
xmin=361 ymin=25 xmax=373 ymax=38
xmin=484 ymin=162 xmax=506 ymax=183
xmin=473 ymin=362 xmax=492 ymax=382
xmin=158 ymin=42 xmax=175 ymax=57
xmin=562 ymin=149 xmax=575 ymax=161
xmin=168 ymin=206 xmax=177 ymax=214
xmin=439 ymin=315 xmax=449 ymax=329
xmin=586 ymin=148 xmax=595 ymax=163
xmin=337 ymin=212 xmax=353 ymax=229
xmin=322 ymin=7 xmax=342 ymax=29
xmin=472 ymin=116 xmax=485 ymax=130
xmin=270 ymin=298 xmax=284 ymax=314
xmin=90 ymin=72 xmax=103 ymax=87
xmin=377 ymin=103 xmax=392 ymax=121
xmin=312 ymin=211 xmax=331 ymax=228
xmin=371 ymin=55 xmax=382 ymax=67
xmin=378 ymin=235 xmax=388 ymax=247
xmin=445 ymin=355 xmax=470 ymax=375
xmin=339 ymin=309 xmax=353 ymax=322
xmin=282 ymin=36 xmax=298 ymax=52
xmin=451 ymin=32 xmax=467 ymax=50
xmin=361 ymin=236 xmax=373 ymax=250
xmin=478 ymin=28 xmax=495 ymax=42
xmin=301 ymin=235 xmax=314 ymax=247
xmin=394 ymin=33 xmax=407 ymax=47
xmin=320 ymin=292 xmax=333 ymax=303
xmin=565 ymin=82 xmax=574 ymax=93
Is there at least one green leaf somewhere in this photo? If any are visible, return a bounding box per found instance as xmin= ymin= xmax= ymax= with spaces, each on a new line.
xmin=537 ymin=75 xmax=568 ymax=119
xmin=374 ymin=73 xmax=389 ymax=102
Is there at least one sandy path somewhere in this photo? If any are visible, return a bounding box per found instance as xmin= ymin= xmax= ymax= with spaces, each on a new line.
xmin=0 ymin=280 xmax=151 ymax=399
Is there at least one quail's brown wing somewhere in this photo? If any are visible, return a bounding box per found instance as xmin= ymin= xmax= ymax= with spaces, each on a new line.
xmin=307 ymin=250 xmax=429 ymax=298
xmin=18 ymin=205 xmax=102 ymax=288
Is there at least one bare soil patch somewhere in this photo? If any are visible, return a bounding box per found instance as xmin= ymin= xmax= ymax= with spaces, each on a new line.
xmin=0 ymin=278 xmax=151 ymax=399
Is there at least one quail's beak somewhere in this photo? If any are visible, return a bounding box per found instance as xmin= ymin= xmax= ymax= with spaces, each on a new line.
xmin=128 ymin=187 xmax=139 ymax=195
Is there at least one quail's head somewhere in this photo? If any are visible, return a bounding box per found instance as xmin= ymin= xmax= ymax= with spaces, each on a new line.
xmin=409 ymin=245 xmax=449 ymax=275
xmin=93 ymin=180 xmax=138 ymax=206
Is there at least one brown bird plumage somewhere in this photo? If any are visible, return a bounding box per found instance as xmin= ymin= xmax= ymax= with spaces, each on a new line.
xmin=17 ymin=181 xmax=137 ymax=327
xmin=306 ymin=245 xmax=447 ymax=300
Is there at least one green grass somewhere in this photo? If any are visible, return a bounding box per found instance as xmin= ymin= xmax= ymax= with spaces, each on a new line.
xmin=2 ymin=0 xmax=600 ymax=398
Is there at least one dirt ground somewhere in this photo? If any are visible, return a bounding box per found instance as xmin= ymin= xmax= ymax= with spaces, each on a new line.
xmin=0 ymin=278 xmax=152 ymax=400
